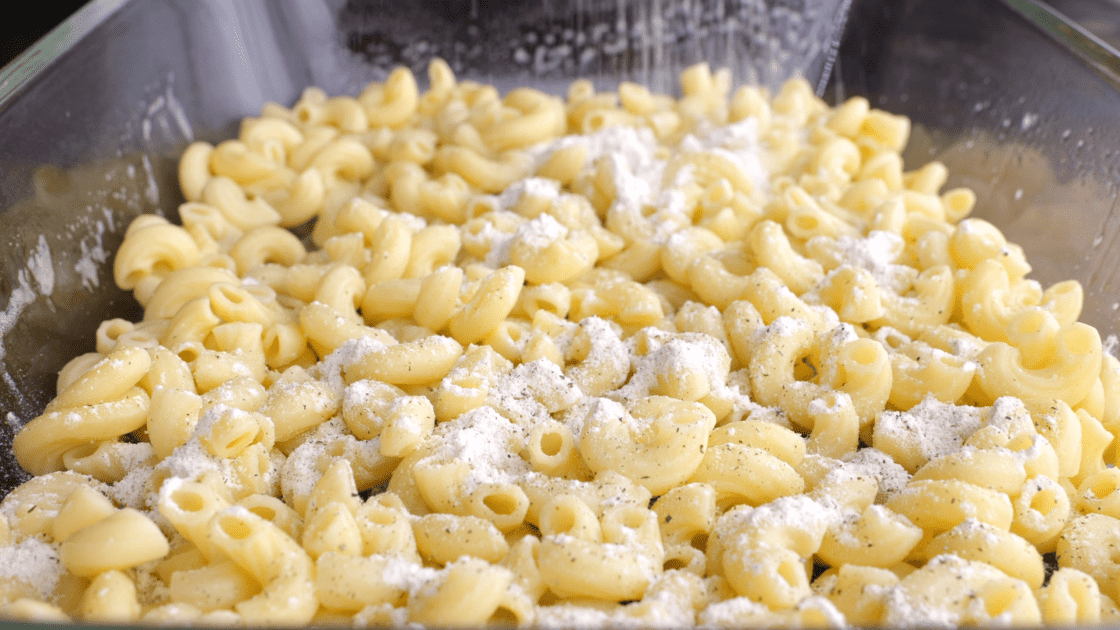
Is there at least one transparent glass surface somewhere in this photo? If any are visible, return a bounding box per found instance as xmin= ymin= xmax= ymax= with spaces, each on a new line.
xmin=0 ymin=0 xmax=1115 ymax=541
xmin=835 ymin=0 xmax=1120 ymax=339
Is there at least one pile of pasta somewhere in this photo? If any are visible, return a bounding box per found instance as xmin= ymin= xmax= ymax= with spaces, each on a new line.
xmin=3 ymin=59 xmax=1120 ymax=627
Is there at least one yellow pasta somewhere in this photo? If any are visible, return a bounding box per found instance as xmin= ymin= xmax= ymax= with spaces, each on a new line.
xmin=4 ymin=59 xmax=1118 ymax=627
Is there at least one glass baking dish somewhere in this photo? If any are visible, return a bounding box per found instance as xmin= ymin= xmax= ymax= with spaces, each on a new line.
xmin=0 ymin=0 xmax=857 ymax=498
xmin=0 ymin=0 xmax=1118 ymax=623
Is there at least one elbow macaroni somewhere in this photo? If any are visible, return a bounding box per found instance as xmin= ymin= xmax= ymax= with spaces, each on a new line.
xmin=4 ymin=60 xmax=1118 ymax=627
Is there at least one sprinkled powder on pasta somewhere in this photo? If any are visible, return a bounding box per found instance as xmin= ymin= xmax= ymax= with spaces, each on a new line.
xmin=3 ymin=59 xmax=1120 ymax=626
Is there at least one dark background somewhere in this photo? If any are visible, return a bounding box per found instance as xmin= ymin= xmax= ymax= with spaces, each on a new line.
xmin=0 ymin=0 xmax=89 ymax=68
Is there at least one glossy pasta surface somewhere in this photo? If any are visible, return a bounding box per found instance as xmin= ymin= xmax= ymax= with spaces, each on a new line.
xmin=2 ymin=60 xmax=1119 ymax=627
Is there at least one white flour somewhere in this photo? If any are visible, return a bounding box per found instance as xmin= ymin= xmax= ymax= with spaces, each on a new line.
xmin=486 ymin=212 xmax=571 ymax=269
xmin=515 ymin=213 xmax=569 ymax=250
xmin=874 ymin=396 xmax=984 ymax=466
xmin=817 ymin=230 xmax=911 ymax=294
xmin=611 ymin=332 xmax=729 ymax=404
xmin=488 ymin=359 xmax=583 ymax=428
xmin=0 ymin=537 xmax=62 ymax=600
xmin=107 ymin=463 xmax=157 ymax=510
xmin=0 ymin=240 xmax=54 ymax=365
xmin=419 ymin=406 xmax=531 ymax=496
xmin=682 ymin=117 xmax=769 ymax=194
xmin=495 ymin=176 xmax=562 ymax=214
xmin=566 ymin=316 xmax=630 ymax=396
xmin=280 ymin=417 xmax=350 ymax=504
xmin=735 ymin=493 xmax=844 ymax=545
xmin=378 ymin=554 xmax=441 ymax=595
xmin=576 ymin=396 xmax=631 ymax=446
xmin=698 ymin=597 xmax=775 ymax=626
xmin=27 ymin=236 xmax=54 ymax=298
xmin=840 ymin=448 xmax=912 ymax=503
xmin=75 ymin=220 xmax=109 ymax=290
xmin=881 ymin=554 xmax=1009 ymax=627
xmin=480 ymin=216 xmax=522 ymax=269
xmin=527 ymin=120 xmax=768 ymax=246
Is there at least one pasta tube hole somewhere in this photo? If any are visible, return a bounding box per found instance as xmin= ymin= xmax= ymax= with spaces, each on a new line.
xmin=942 ymin=188 xmax=975 ymax=219
xmin=98 ymin=319 xmax=133 ymax=345
xmin=1064 ymin=327 xmax=1095 ymax=356
xmin=120 ymin=328 xmax=160 ymax=347
xmin=482 ymin=493 xmax=519 ymax=517
xmin=217 ymin=514 xmax=253 ymax=540
xmin=794 ymin=352 xmax=820 ymax=382
xmin=295 ymin=104 xmax=316 ymax=124
xmin=214 ymin=284 xmax=246 ymax=306
xmin=171 ymin=489 xmax=206 ymax=513
xmin=465 ymin=198 xmax=497 ymax=220
xmin=584 ymin=111 xmax=610 ymax=132
xmin=246 ymin=505 xmax=277 ymax=521
xmin=525 ymin=296 xmax=565 ymax=318
xmin=364 ymin=508 xmax=395 ymax=526
xmin=936 ymin=355 xmax=960 ymax=369
xmin=62 ymin=442 xmax=99 ymax=464
xmin=503 ymin=324 xmax=528 ymax=344
xmin=545 ymin=506 xmax=576 ymax=535
xmin=1015 ymin=310 xmax=1045 ymax=335
xmin=876 ymin=327 xmax=908 ymax=350
xmin=703 ymin=180 xmax=734 ymax=208
xmin=451 ymin=375 xmax=485 ymax=391
xmin=690 ymin=532 xmax=710 ymax=551
xmin=1091 ymin=477 xmax=1119 ymax=500
xmin=1046 ymin=281 xmax=1081 ymax=318
xmin=263 ymin=333 xmax=285 ymax=361
xmin=614 ymin=506 xmax=647 ymax=530
xmin=777 ymin=558 xmax=803 ymax=589
xmin=1030 ymin=489 xmax=1058 ymax=516
xmin=177 ymin=345 xmax=201 ymax=363
xmin=224 ymin=434 xmax=254 ymax=455
xmin=664 ymin=557 xmax=689 ymax=571
xmin=795 ymin=215 xmax=819 ymax=232
xmin=149 ymin=469 xmax=171 ymax=496
xmin=539 ymin=431 xmax=564 ymax=457
xmin=849 ymin=344 xmax=880 ymax=366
